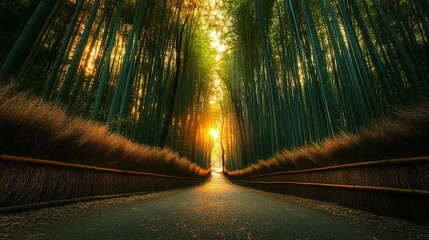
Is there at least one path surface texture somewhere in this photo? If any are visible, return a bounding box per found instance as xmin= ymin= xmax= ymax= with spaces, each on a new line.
xmin=1 ymin=169 xmax=424 ymax=239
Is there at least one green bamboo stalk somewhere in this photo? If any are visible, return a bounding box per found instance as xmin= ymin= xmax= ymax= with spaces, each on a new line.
xmin=43 ymin=0 xmax=84 ymax=100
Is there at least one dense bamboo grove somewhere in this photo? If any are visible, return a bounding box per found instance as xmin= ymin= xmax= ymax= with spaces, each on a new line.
xmin=220 ymin=0 xmax=429 ymax=170
xmin=1 ymin=0 xmax=428 ymax=173
xmin=226 ymin=101 xmax=429 ymax=177
xmin=0 ymin=0 xmax=216 ymax=169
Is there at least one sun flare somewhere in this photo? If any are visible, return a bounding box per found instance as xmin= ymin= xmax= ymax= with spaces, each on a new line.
xmin=210 ymin=129 xmax=219 ymax=140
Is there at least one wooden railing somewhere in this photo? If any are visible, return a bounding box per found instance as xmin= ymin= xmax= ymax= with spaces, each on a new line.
xmin=231 ymin=156 xmax=429 ymax=178
xmin=232 ymin=180 xmax=429 ymax=197
xmin=0 ymin=154 xmax=207 ymax=180
xmin=227 ymin=156 xmax=429 ymax=197
xmin=0 ymin=153 xmax=210 ymax=212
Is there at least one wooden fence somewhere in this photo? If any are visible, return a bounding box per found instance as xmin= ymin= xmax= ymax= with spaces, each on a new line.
xmin=0 ymin=154 xmax=209 ymax=213
xmin=226 ymin=156 xmax=429 ymax=223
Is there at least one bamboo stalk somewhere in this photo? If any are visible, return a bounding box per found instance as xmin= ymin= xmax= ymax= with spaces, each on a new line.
xmin=0 ymin=154 xmax=207 ymax=180
xmin=232 ymin=180 xmax=429 ymax=197
xmin=229 ymin=156 xmax=429 ymax=179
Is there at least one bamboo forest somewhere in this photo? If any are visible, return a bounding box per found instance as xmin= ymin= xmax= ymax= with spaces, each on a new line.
xmin=0 ymin=0 xmax=428 ymax=238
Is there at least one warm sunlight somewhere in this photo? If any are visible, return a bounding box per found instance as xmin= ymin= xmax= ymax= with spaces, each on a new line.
xmin=209 ymin=30 xmax=226 ymax=54
xmin=203 ymin=0 xmax=227 ymax=62
xmin=83 ymin=41 xmax=101 ymax=75
xmin=209 ymin=77 xmax=224 ymax=105
xmin=209 ymin=124 xmax=222 ymax=169
xmin=210 ymin=128 xmax=219 ymax=140
xmin=198 ymin=0 xmax=227 ymax=169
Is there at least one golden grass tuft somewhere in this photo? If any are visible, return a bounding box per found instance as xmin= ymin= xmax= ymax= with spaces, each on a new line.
xmin=0 ymin=85 xmax=210 ymax=178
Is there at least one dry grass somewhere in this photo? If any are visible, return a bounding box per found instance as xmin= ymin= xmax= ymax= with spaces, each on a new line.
xmin=0 ymin=85 xmax=209 ymax=178
xmin=227 ymin=101 xmax=429 ymax=177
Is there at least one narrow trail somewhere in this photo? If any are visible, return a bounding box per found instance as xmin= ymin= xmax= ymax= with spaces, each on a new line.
xmin=2 ymin=170 xmax=405 ymax=239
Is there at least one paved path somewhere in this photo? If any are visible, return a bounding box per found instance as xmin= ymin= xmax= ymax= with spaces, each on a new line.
xmin=5 ymin=170 xmax=401 ymax=239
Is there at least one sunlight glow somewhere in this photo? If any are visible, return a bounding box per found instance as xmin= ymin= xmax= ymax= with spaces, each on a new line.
xmin=83 ymin=42 xmax=100 ymax=75
xmin=209 ymin=124 xmax=223 ymax=169
xmin=199 ymin=0 xmax=228 ymax=169
xmin=208 ymin=77 xmax=224 ymax=105
xmin=210 ymin=129 xmax=219 ymax=140
xmin=210 ymin=31 xmax=226 ymax=52
xmin=205 ymin=0 xmax=227 ymax=62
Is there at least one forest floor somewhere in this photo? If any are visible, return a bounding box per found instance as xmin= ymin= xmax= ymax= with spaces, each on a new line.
xmin=1 ymin=169 xmax=428 ymax=240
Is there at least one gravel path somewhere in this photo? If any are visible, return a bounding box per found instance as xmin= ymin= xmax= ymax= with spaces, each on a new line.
xmin=1 ymin=169 xmax=428 ymax=239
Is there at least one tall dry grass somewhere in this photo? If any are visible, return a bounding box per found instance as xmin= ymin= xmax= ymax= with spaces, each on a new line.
xmin=0 ymin=85 xmax=209 ymax=177
xmin=227 ymin=101 xmax=429 ymax=177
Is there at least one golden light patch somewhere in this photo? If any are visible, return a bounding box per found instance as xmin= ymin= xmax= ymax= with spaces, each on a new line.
xmin=210 ymin=128 xmax=219 ymax=140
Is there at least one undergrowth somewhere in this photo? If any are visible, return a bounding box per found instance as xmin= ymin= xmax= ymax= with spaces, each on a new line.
xmin=227 ymin=101 xmax=429 ymax=177
xmin=0 ymin=85 xmax=209 ymax=177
